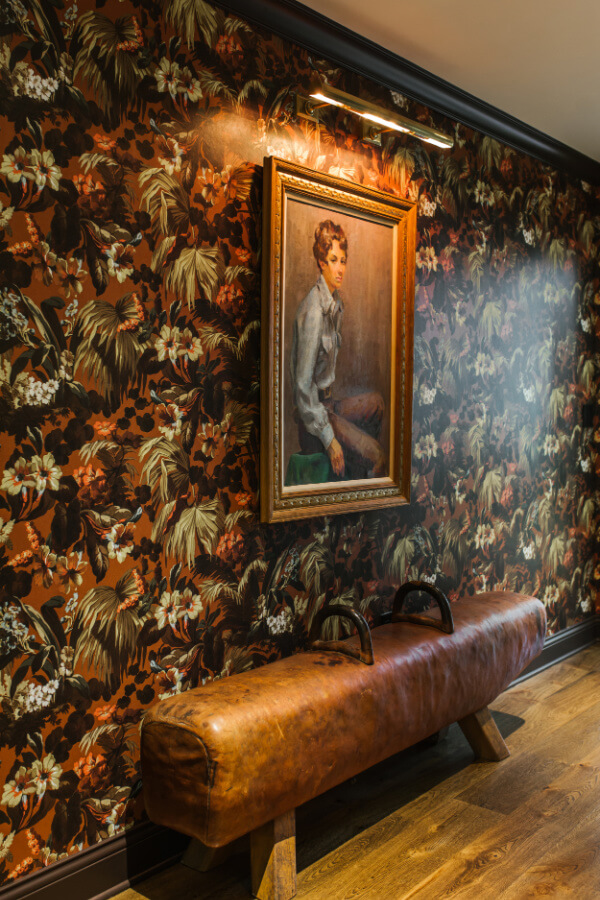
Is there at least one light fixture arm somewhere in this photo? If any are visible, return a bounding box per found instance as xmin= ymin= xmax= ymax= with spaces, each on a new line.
xmin=295 ymin=94 xmax=330 ymax=120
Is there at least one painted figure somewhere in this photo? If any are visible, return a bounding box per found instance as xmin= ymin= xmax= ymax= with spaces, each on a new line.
xmin=289 ymin=219 xmax=386 ymax=483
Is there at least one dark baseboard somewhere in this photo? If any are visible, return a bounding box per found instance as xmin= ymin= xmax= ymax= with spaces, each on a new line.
xmin=512 ymin=614 xmax=600 ymax=685
xmin=2 ymin=615 xmax=597 ymax=900
xmin=218 ymin=0 xmax=600 ymax=184
xmin=0 ymin=821 xmax=187 ymax=900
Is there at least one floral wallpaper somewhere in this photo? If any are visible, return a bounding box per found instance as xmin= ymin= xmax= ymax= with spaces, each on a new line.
xmin=0 ymin=0 xmax=599 ymax=886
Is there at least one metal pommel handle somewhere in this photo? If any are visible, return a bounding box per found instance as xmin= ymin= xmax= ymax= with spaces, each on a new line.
xmin=309 ymin=604 xmax=374 ymax=665
xmin=392 ymin=581 xmax=454 ymax=634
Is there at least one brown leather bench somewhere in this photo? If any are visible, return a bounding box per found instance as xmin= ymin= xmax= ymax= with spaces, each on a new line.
xmin=141 ymin=585 xmax=546 ymax=900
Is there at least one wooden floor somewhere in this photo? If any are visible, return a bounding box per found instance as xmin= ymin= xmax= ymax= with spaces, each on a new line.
xmin=119 ymin=645 xmax=600 ymax=900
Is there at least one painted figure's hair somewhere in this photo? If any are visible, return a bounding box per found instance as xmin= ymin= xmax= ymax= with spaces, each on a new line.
xmin=313 ymin=220 xmax=348 ymax=268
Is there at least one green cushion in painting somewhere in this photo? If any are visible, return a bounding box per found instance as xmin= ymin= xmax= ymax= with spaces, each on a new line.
xmin=285 ymin=452 xmax=332 ymax=486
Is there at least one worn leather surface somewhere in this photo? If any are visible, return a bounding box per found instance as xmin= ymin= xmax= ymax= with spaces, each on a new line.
xmin=141 ymin=592 xmax=545 ymax=846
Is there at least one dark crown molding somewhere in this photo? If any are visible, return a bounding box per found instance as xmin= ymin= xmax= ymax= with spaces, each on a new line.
xmin=220 ymin=0 xmax=600 ymax=185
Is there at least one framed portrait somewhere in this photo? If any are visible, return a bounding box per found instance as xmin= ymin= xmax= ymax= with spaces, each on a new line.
xmin=261 ymin=156 xmax=416 ymax=523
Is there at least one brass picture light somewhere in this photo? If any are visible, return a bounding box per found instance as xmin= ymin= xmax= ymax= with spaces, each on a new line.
xmin=296 ymin=83 xmax=453 ymax=149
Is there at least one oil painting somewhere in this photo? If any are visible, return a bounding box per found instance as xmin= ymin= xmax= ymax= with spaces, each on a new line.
xmin=261 ymin=157 xmax=416 ymax=522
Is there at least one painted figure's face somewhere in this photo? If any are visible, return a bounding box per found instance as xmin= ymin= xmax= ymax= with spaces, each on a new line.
xmin=319 ymin=240 xmax=347 ymax=294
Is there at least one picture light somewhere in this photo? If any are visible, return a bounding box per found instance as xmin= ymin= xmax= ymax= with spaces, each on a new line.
xmin=296 ymin=83 xmax=453 ymax=149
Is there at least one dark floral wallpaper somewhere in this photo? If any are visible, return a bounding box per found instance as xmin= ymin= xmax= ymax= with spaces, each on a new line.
xmin=0 ymin=0 xmax=599 ymax=885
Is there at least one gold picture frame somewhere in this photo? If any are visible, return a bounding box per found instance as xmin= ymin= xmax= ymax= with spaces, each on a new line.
xmin=261 ymin=156 xmax=416 ymax=523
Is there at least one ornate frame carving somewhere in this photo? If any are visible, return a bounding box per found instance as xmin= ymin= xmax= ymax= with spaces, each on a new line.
xmin=261 ymin=156 xmax=416 ymax=522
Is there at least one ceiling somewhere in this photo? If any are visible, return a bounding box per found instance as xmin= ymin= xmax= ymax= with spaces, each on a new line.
xmin=297 ymin=0 xmax=600 ymax=163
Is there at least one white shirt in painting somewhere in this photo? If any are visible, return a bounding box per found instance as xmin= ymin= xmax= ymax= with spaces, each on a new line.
xmin=290 ymin=274 xmax=343 ymax=450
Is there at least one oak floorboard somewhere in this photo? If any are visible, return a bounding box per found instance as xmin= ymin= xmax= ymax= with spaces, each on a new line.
xmin=562 ymin=644 xmax=600 ymax=673
xmin=495 ymin=666 xmax=600 ymax=719
xmin=497 ymin=813 xmax=600 ymax=900
xmin=456 ymin=751 xmax=567 ymax=815
xmin=404 ymin=757 xmax=600 ymax=899
xmin=297 ymin=799 xmax=501 ymax=900
xmin=502 ymin=656 xmax=591 ymax=705
xmin=535 ymin=697 xmax=600 ymax=765
xmin=496 ymin=805 xmax=600 ymax=899
xmin=115 ymin=644 xmax=600 ymax=900
xmin=491 ymin=671 xmax=600 ymax=757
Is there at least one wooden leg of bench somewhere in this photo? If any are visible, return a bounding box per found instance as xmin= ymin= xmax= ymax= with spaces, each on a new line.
xmin=458 ymin=706 xmax=510 ymax=761
xmin=251 ymin=809 xmax=296 ymax=900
